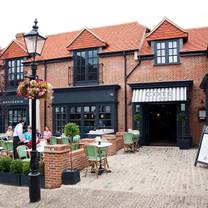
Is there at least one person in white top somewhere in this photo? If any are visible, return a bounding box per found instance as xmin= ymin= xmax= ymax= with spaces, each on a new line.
xmin=13 ymin=120 xmax=25 ymax=159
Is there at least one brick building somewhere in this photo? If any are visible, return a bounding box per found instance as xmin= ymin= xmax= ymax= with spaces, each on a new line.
xmin=0 ymin=18 xmax=207 ymax=148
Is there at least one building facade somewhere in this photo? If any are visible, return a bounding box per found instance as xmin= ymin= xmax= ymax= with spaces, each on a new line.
xmin=0 ymin=19 xmax=208 ymax=148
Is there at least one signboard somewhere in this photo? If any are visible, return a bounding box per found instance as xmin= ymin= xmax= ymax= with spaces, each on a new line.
xmin=194 ymin=125 xmax=208 ymax=166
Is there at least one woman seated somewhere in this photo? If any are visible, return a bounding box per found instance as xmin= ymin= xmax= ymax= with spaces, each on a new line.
xmin=23 ymin=126 xmax=32 ymax=142
xmin=27 ymin=136 xmax=40 ymax=149
xmin=43 ymin=126 xmax=52 ymax=144
xmin=5 ymin=126 xmax=13 ymax=140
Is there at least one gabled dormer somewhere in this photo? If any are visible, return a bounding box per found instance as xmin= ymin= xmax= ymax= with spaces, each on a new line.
xmin=67 ymin=28 xmax=107 ymax=86
xmin=0 ymin=33 xmax=27 ymax=89
xmin=145 ymin=18 xmax=188 ymax=65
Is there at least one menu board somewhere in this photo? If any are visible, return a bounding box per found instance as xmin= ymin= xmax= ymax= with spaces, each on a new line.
xmin=195 ymin=125 xmax=208 ymax=166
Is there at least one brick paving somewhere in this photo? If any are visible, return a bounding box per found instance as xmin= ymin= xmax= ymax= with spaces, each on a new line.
xmin=0 ymin=146 xmax=208 ymax=208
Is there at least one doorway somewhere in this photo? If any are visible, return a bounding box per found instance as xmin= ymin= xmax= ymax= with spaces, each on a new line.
xmin=148 ymin=103 xmax=177 ymax=145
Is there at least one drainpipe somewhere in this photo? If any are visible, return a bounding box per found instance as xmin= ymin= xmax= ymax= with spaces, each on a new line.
xmin=123 ymin=51 xmax=127 ymax=131
xmin=44 ymin=61 xmax=47 ymax=128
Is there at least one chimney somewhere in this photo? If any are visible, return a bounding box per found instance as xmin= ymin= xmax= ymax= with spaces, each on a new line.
xmin=15 ymin=33 xmax=24 ymax=41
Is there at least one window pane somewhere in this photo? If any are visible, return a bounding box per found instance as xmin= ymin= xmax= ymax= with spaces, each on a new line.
xmin=161 ymin=42 xmax=165 ymax=49
xmin=169 ymin=56 xmax=173 ymax=63
xmin=157 ymin=50 xmax=161 ymax=56
xmin=161 ymin=50 xmax=165 ymax=56
xmin=173 ymin=49 xmax=177 ymax=55
xmin=157 ymin=57 xmax=161 ymax=64
xmin=168 ymin=42 xmax=172 ymax=48
xmin=169 ymin=49 xmax=172 ymax=55
xmin=161 ymin=57 xmax=165 ymax=63
xmin=173 ymin=56 xmax=177 ymax=62
xmin=156 ymin=43 xmax=160 ymax=49
xmin=173 ymin=41 xmax=177 ymax=48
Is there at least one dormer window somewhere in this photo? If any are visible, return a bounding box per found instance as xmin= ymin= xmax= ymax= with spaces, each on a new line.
xmin=74 ymin=48 xmax=99 ymax=85
xmin=7 ymin=58 xmax=24 ymax=88
xmin=154 ymin=40 xmax=180 ymax=65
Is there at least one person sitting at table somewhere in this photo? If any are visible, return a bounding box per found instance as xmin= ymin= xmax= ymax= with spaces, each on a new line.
xmin=27 ymin=135 xmax=40 ymax=149
xmin=5 ymin=126 xmax=13 ymax=140
xmin=23 ymin=126 xmax=32 ymax=142
xmin=43 ymin=126 xmax=52 ymax=144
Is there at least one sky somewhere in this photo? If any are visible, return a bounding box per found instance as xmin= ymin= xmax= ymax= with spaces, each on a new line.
xmin=0 ymin=0 xmax=207 ymax=48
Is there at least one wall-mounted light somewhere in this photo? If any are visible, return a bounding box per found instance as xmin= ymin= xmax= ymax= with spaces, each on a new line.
xmin=198 ymin=108 xmax=206 ymax=120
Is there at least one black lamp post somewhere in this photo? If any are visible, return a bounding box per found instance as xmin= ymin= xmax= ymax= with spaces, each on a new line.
xmin=24 ymin=19 xmax=46 ymax=203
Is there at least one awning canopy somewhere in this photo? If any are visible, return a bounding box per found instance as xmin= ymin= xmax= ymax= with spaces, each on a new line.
xmin=132 ymin=87 xmax=187 ymax=103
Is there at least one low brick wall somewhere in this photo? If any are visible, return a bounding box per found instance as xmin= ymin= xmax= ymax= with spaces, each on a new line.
xmin=44 ymin=133 xmax=125 ymax=189
xmin=116 ymin=132 xmax=124 ymax=151
xmin=44 ymin=145 xmax=70 ymax=189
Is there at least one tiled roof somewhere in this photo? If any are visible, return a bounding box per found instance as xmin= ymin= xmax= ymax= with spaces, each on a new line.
xmin=67 ymin=28 xmax=107 ymax=51
xmin=140 ymin=23 xmax=208 ymax=56
xmin=146 ymin=18 xmax=188 ymax=42
xmin=0 ymin=40 xmax=27 ymax=59
xmin=37 ymin=22 xmax=146 ymax=61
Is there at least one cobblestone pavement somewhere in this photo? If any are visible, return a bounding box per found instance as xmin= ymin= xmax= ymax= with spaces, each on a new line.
xmin=0 ymin=146 xmax=208 ymax=208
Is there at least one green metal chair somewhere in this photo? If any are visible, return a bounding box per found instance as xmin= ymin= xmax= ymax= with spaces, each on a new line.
xmin=16 ymin=145 xmax=30 ymax=162
xmin=73 ymin=135 xmax=80 ymax=143
xmin=61 ymin=137 xmax=69 ymax=144
xmin=71 ymin=143 xmax=79 ymax=151
xmin=123 ymin=132 xmax=135 ymax=152
xmin=85 ymin=145 xmax=108 ymax=178
xmin=50 ymin=136 xmax=57 ymax=145
xmin=5 ymin=141 xmax=13 ymax=158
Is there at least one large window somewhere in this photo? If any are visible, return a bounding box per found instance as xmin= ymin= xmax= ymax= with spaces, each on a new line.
xmin=8 ymin=108 xmax=26 ymax=128
xmin=154 ymin=40 xmax=179 ymax=65
xmin=7 ymin=59 xmax=24 ymax=87
xmin=74 ymin=49 xmax=99 ymax=84
xmin=53 ymin=104 xmax=113 ymax=135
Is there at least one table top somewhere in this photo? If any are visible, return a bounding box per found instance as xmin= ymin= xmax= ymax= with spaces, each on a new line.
xmin=88 ymin=142 xmax=112 ymax=148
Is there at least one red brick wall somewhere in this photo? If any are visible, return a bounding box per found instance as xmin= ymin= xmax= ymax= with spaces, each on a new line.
xmin=127 ymin=56 xmax=208 ymax=145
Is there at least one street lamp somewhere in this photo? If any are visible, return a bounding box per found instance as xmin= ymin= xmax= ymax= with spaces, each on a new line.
xmin=24 ymin=19 xmax=46 ymax=203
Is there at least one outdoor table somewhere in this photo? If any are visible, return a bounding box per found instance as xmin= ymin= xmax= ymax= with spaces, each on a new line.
xmin=88 ymin=142 xmax=112 ymax=175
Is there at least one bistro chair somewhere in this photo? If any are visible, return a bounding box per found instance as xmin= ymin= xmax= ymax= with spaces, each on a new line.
xmin=73 ymin=135 xmax=80 ymax=143
xmin=84 ymin=145 xmax=108 ymax=178
xmin=61 ymin=137 xmax=69 ymax=144
xmin=16 ymin=145 xmax=30 ymax=162
xmin=5 ymin=141 xmax=13 ymax=158
xmin=123 ymin=132 xmax=135 ymax=152
xmin=50 ymin=136 xmax=57 ymax=145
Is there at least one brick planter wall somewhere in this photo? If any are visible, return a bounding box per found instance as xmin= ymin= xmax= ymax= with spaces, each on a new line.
xmin=44 ymin=135 xmax=124 ymax=189
xmin=102 ymin=134 xmax=117 ymax=156
xmin=116 ymin=132 xmax=124 ymax=151
xmin=44 ymin=145 xmax=70 ymax=189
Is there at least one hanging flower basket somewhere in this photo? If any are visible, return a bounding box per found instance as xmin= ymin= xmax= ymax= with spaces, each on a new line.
xmin=16 ymin=79 xmax=53 ymax=100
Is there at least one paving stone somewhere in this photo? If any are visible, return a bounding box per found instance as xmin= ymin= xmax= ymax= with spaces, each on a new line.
xmin=0 ymin=147 xmax=208 ymax=207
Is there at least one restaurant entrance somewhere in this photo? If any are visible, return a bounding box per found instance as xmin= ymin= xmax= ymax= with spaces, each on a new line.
xmin=147 ymin=103 xmax=177 ymax=145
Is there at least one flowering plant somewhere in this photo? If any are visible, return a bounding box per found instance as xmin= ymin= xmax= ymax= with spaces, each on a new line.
xmin=16 ymin=79 xmax=53 ymax=100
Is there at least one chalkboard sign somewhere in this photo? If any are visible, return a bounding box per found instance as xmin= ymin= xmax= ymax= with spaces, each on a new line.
xmin=194 ymin=125 xmax=208 ymax=166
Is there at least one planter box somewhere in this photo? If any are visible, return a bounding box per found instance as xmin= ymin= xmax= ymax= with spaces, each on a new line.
xmin=62 ymin=169 xmax=80 ymax=185
xmin=21 ymin=174 xmax=45 ymax=188
xmin=179 ymin=136 xmax=192 ymax=149
xmin=0 ymin=172 xmax=21 ymax=186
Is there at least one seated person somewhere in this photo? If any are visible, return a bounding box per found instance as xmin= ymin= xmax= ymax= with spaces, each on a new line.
xmin=23 ymin=126 xmax=32 ymax=142
xmin=43 ymin=126 xmax=52 ymax=144
xmin=27 ymin=136 xmax=40 ymax=149
xmin=5 ymin=126 xmax=13 ymax=140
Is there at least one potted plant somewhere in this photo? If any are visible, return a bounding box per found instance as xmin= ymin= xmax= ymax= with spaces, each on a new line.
xmin=0 ymin=156 xmax=13 ymax=185
xmin=9 ymin=159 xmax=22 ymax=186
xmin=21 ymin=160 xmax=45 ymax=188
xmin=177 ymin=112 xmax=192 ymax=149
xmin=62 ymin=122 xmax=80 ymax=185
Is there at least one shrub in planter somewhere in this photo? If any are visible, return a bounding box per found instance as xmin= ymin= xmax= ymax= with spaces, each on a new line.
xmin=10 ymin=160 xmax=23 ymax=174
xmin=0 ymin=158 xmax=21 ymax=186
xmin=21 ymin=160 xmax=45 ymax=188
xmin=0 ymin=157 xmax=12 ymax=172
xmin=63 ymin=122 xmax=80 ymax=185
